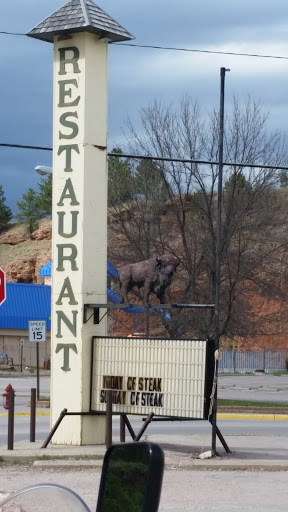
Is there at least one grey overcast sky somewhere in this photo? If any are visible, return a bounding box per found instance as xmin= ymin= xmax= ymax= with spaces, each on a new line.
xmin=1 ymin=0 xmax=288 ymax=212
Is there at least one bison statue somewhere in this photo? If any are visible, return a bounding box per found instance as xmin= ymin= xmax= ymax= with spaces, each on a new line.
xmin=118 ymin=254 xmax=179 ymax=305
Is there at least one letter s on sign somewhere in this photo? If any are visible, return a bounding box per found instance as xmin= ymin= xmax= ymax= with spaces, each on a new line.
xmin=59 ymin=112 xmax=79 ymax=139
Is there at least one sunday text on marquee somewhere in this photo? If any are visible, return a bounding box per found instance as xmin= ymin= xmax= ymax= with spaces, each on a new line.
xmin=99 ymin=375 xmax=164 ymax=407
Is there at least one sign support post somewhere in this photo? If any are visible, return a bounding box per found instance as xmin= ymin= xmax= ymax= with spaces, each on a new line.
xmin=36 ymin=343 xmax=40 ymax=401
xmin=27 ymin=1 xmax=133 ymax=445
xmin=20 ymin=339 xmax=24 ymax=373
xmin=29 ymin=321 xmax=46 ymax=401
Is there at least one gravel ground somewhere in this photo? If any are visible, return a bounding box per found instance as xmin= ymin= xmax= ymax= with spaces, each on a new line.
xmin=1 ymin=464 xmax=288 ymax=511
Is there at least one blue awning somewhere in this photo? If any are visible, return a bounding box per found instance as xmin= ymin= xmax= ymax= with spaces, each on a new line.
xmin=0 ymin=283 xmax=51 ymax=330
xmin=0 ymin=281 xmax=150 ymax=330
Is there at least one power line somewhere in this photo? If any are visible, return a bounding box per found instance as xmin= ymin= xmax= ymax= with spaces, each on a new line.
xmin=1 ymin=143 xmax=288 ymax=171
xmin=1 ymin=30 xmax=288 ymax=61
xmin=116 ymin=43 xmax=288 ymax=61
xmin=0 ymin=31 xmax=26 ymax=36
xmin=0 ymin=143 xmax=52 ymax=151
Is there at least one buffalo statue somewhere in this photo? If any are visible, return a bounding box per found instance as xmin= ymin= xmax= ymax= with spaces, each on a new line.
xmin=118 ymin=254 xmax=179 ymax=305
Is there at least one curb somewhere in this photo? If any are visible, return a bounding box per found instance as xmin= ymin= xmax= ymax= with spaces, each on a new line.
xmin=2 ymin=455 xmax=288 ymax=472
xmin=31 ymin=459 xmax=288 ymax=471
xmin=0 ymin=411 xmax=288 ymax=420
xmin=218 ymin=413 xmax=288 ymax=420
xmin=0 ymin=411 xmax=50 ymax=417
xmin=176 ymin=459 xmax=288 ymax=471
xmin=33 ymin=459 xmax=103 ymax=469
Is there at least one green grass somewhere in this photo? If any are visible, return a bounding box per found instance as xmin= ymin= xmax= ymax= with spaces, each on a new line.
xmin=36 ymin=454 xmax=103 ymax=461
xmin=218 ymin=398 xmax=287 ymax=408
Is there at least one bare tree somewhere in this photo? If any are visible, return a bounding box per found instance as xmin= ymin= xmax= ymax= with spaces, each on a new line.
xmin=108 ymin=96 xmax=288 ymax=341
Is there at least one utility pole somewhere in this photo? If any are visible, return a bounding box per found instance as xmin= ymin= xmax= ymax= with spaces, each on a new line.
xmin=211 ymin=67 xmax=230 ymax=456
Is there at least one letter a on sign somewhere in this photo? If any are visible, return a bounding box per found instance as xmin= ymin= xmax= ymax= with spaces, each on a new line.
xmin=0 ymin=267 xmax=6 ymax=306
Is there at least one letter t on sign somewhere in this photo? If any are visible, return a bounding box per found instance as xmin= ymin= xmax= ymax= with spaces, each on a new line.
xmin=55 ymin=343 xmax=78 ymax=372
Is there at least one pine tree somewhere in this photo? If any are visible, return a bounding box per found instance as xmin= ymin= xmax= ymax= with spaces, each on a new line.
xmin=38 ymin=175 xmax=52 ymax=217
xmin=0 ymin=185 xmax=12 ymax=232
xmin=14 ymin=188 xmax=42 ymax=237
xmin=108 ymin=148 xmax=133 ymax=205
xmin=134 ymin=159 xmax=168 ymax=217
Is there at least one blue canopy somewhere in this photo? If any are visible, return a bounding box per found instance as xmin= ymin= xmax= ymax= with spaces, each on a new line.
xmin=0 ymin=283 xmax=51 ymax=330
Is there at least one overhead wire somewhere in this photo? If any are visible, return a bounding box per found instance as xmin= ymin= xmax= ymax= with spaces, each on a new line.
xmin=1 ymin=30 xmax=288 ymax=60
xmin=1 ymin=29 xmax=288 ymax=167
xmin=1 ymin=144 xmax=288 ymax=171
xmin=0 ymin=31 xmax=26 ymax=36
xmin=116 ymin=42 xmax=288 ymax=61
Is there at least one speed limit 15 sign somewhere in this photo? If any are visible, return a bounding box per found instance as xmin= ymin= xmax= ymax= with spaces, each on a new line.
xmin=29 ymin=320 xmax=46 ymax=342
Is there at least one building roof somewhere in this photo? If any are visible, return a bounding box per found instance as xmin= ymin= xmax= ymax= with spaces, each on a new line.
xmin=39 ymin=261 xmax=52 ymax=277
xmin=0 ymin=283 xmax=51 ymax=330
xmin=0 ymin=280 xmax=153 ymax=331
xmin=0 ymin=260 xmax=151 ymax=330
xmin=27 ymin=0 xmax=134 ymax=44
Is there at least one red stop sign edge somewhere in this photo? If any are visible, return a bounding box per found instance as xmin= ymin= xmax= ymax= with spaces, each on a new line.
xmin=0 ymin=267 xmax=6 ymax=306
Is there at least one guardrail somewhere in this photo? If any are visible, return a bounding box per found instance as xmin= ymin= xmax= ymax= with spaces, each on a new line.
xmin=219 ymin=349 xmax=288 ymax=373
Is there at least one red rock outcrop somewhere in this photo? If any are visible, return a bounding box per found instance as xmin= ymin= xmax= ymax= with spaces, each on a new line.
xmin=0 ymin=220 xmax=52 ymax=283
xmin=5 ymin=257 xmax=37 ymax=283
xmin=31 ymin=220 xmax=52 ymax=241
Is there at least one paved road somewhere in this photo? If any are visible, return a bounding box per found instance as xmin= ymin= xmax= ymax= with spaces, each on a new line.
xmin=0 ymin=376 xmax=50 ymax=409
xmin=0 ymin=414 xmax=49 ymax=446
xmin=0 ymin=373 xmax=288 ymax=447
xmin=218 ymin=374 xmax=288 ymax=403
xmin=1 ymin=414 xmax=288 ymax=446
xmin=1 ymin=375 xmax=288 ymax=511
xmin=2 ymin=374 xmax=288 ymax=406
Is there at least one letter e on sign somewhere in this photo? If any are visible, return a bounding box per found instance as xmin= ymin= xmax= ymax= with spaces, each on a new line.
xmin=0 ymin=267 xmax=6 ymax=306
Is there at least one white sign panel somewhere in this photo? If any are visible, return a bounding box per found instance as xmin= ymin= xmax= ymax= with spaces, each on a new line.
xmin=92 ymin=337 xmax=208 ymax=419
xmin=29 ymin=320 xmax=46 ymax=342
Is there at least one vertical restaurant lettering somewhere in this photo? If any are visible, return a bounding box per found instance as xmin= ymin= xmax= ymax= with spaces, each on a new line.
xmin=55 ymin=47 xmax=80 ymax=352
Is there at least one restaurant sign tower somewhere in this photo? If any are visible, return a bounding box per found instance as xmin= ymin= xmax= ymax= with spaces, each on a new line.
xmin=27 ymin=0 xmax=133 ymax=445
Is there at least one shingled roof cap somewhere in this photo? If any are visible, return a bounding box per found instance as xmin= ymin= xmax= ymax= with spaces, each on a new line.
xmin=27 ymin=0 xmax=134 ymax=43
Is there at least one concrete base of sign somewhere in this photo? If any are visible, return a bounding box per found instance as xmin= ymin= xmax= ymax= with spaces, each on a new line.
xmin=81 ymin=416 xmax=106 ymax=445
xmin=50 ymin=415 xmax=106 ymax=446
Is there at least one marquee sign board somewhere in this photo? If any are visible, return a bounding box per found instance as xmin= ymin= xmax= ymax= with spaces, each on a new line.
xmin=91 ymin=337 xmax=213 ymax=419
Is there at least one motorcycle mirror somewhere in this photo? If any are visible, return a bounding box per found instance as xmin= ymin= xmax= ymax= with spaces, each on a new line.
xmin=96 ymin=442 xmax=164 ymax=512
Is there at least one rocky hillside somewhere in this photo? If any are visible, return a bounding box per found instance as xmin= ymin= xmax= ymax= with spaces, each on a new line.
xmin=1 ymin=207 xmax=288 ymax=349
xmin=0 ymin=220 xmax=51 ymax=283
